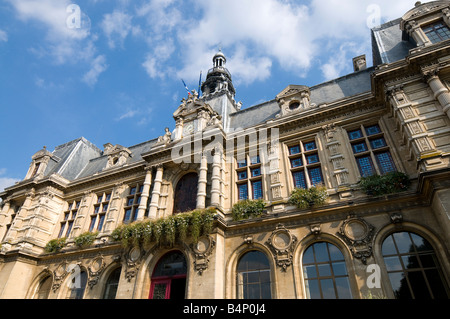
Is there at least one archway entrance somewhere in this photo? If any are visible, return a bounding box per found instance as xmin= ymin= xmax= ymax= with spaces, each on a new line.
xmin=149 ymin=251 xmax=187 ymax=300
xmin=173 ymin=172 xmax=198 ymax=214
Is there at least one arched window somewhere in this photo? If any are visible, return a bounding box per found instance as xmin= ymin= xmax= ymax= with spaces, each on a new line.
xmin=103 ymin=267 xmax=122 ymax=299
xmin=302 ymin=242 xmax=352 ymax=299
xmin=68 ymin=270 xmax=88 ymax=299
xmin=382 ymin=231 xmax=449 ymax=299
xmin=150 ymin=251 xmax=187 ymax=300
xmin=35 ymin=276 xmax=52 ymax=299
xmin=237 ymin=250 xmax=272 ymax=299
xmin=173 ymin=173 xmax=198 ymax=214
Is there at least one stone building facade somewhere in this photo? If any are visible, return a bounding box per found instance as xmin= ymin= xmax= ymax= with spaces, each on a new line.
xmin=0 ymin=1 xmax=449 ymax=299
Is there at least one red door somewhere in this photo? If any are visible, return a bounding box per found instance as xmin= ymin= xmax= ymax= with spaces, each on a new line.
xmin=149 ymin=251 xmax=187 ymax=300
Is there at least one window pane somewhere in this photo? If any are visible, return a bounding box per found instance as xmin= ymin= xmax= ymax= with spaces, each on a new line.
xmin=365 ymin=124 xmax=381 ymax=136
xmin=293 ymin=171 xmax=307 ymax=189
xmin=408 ymin=271 xmax=432 ymax=299
xmin=290 ymin=157 xmax=303 ymax=168
xmin=308 ymin=167 xmax=324 ymax=186
xmin=124 ymin=209 xmax=132 ymax=222
xmin=318 ymin=264 xmax=332 ymax=277
xmin=89 ymin=216 xmax=97 ymax=232
xmin=289 ymin=145 xmax=301 ymax=155
xmin=328 ymin=244 xmax=344 ymax=261
xmin=375 ymin=152 xmax=396 ymax=174
xmin=130 ymin=187 xmax=137 ymax=195
xmin=335 ymin=277 xmax=352 ymax=299
xmin=389 ymin=272 xmax=412 ymax=299
xmin=332 ymin=262 xmax=348 ymax=276
xmin=314 ymin=243 xmax=329 ymax=263
xmin=251 ymin=168 xmax=261 ymax=177
xmin=384 ymin=256 xmax=403 ymax=272
xmin=304 ymin=141 xmax=317 ymax=151
xmin=97 ymin=214 xmax=105 ymax=231
xmin=305 ymin=279 xmax=321 ymax=299
xmin=356 ymin=156 xmax=375 ymax=177
xmin=306 ymin=154 xmax=320 ymax=164
xmin=238 ymin=184 xmax=248 ymax=200
xmin=382 ymin=235 xmax=397 ymax=255
xmin=237 ymin=159 xmax=247 ymax=168
xmin=252 ymin=180 xmax=263 ymax=200
xmin=352 ymin=142 xmax=368 ymax=154
xmin=393 ymin=232 xmax=414 ymax=254
xmin=348 ymin=129 xmax=363 ymax=140
xmin=250 ymin=155 xmax=260 ymax=165
xmin=238 ymin=171 xmax=248 ymax=180
xmin=370 ymin=138 xmax=387 ymax=149
xmin=320 ymin=279 xmax=336 ymax=299
xmin=303 ymin=265 xmax=317 ymax=279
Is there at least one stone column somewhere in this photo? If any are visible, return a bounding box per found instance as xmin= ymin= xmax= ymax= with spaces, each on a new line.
xmin=149 ymin=165 xmax=164 ymax=219
xmin=424 ymin=70 xmax=450 ymax=119
xmin=196 ymin=154 xmax=208 ymax=209
xmin=210 ymin=148 xmax=222 ymax=207
xmin=137 ymin=166 xmax=152 ymax=221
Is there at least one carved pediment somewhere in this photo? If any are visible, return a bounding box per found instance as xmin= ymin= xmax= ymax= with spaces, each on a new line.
xmin=276 ymin=85 xmax=313 ymax=116
xmin=103 ymin=144 xmax=132 ymax=169
xmin=401 ymin=1 xmax=450 ymax=30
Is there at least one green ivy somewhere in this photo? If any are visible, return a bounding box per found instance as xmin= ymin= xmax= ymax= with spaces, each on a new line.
xmin=111 ymin=208 xmax=217 ymax=248
xmin=359 ymin=172 xmax=411 ymax=196
xmin=231 ymin=199 xmax=266 ymax=221
xmin=288 ymin=186 xmax=328 ymax=209
xmin=74 ymin=231 xmax=98 ymax=248
xmin=44 ymin=237 xmax=67 ymax=253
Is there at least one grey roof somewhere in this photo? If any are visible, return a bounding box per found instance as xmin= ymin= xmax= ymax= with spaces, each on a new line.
xmin=228 ymin=66 xmax=374 ymax=130
xmin=44 ymin=137 xmax=102 ymax=181
xmin=75 ymin=139 xmax=157 ymax=180
xmin=371 ymin=18 xmax=415 ymax=65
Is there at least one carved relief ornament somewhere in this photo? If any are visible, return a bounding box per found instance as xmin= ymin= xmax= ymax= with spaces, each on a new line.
xmin=266 ymin=224 xmax=297 ymax=271
xmin=337 ymin=215 xmax=375 ymax=265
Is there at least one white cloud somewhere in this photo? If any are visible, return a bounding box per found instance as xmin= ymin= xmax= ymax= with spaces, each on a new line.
xmin=82 ymin=55 xmax=108 ymax=86
xmin=0 ymin=169 xmax=20 ymax=193
xmin=7 ymin=0 xmax=108 ymax=86
xmin=137 ymin=0 xmax=417 ymax=85
xmin=0 ymin=30 xmax=7 ymax=42
xmin=101 ymin=10 xmax=133 ymax=49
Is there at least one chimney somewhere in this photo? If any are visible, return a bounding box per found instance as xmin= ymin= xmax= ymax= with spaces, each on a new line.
xmin=353 ymin=55 xmax=367 ymax=72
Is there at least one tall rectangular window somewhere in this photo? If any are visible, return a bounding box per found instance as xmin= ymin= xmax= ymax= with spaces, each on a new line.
xmin=90 ymin=192 xmax=111 ymax=232
xmin=236 ymin=154 xmax=264 ymax=201
xmin=123 ymin=183 xmax=146 ymax=223
xmin=347 ymin=124 xmax=396 ymax=177
xmin=59 ymin=200 xmax=80 ymax=238
xmin=288 ymin=139 xmax=324 ymax=189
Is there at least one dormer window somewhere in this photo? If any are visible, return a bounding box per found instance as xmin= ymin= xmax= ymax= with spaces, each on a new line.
xmin=422 ymin=21 xmax=450 ymax=44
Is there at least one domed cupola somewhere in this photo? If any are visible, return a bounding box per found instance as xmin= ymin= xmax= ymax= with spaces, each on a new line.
xmin=201 ymin=50 xmax=236 ymax=97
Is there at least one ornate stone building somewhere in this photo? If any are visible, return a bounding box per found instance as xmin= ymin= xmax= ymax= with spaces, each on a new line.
xmin=0 ymin=1 xmax=449 ymax=299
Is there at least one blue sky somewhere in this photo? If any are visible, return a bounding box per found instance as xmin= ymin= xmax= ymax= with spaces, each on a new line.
xmin=0 ymin=0 xmax=418 ymax=192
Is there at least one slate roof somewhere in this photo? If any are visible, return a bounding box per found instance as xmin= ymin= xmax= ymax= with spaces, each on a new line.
xmin=43 ymin=137 xmax=102 ymax=181
xmin=371 ymin=18 xmax=415 ymax=65
xmin=228 ymin=66 xmax=374 ymax=130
